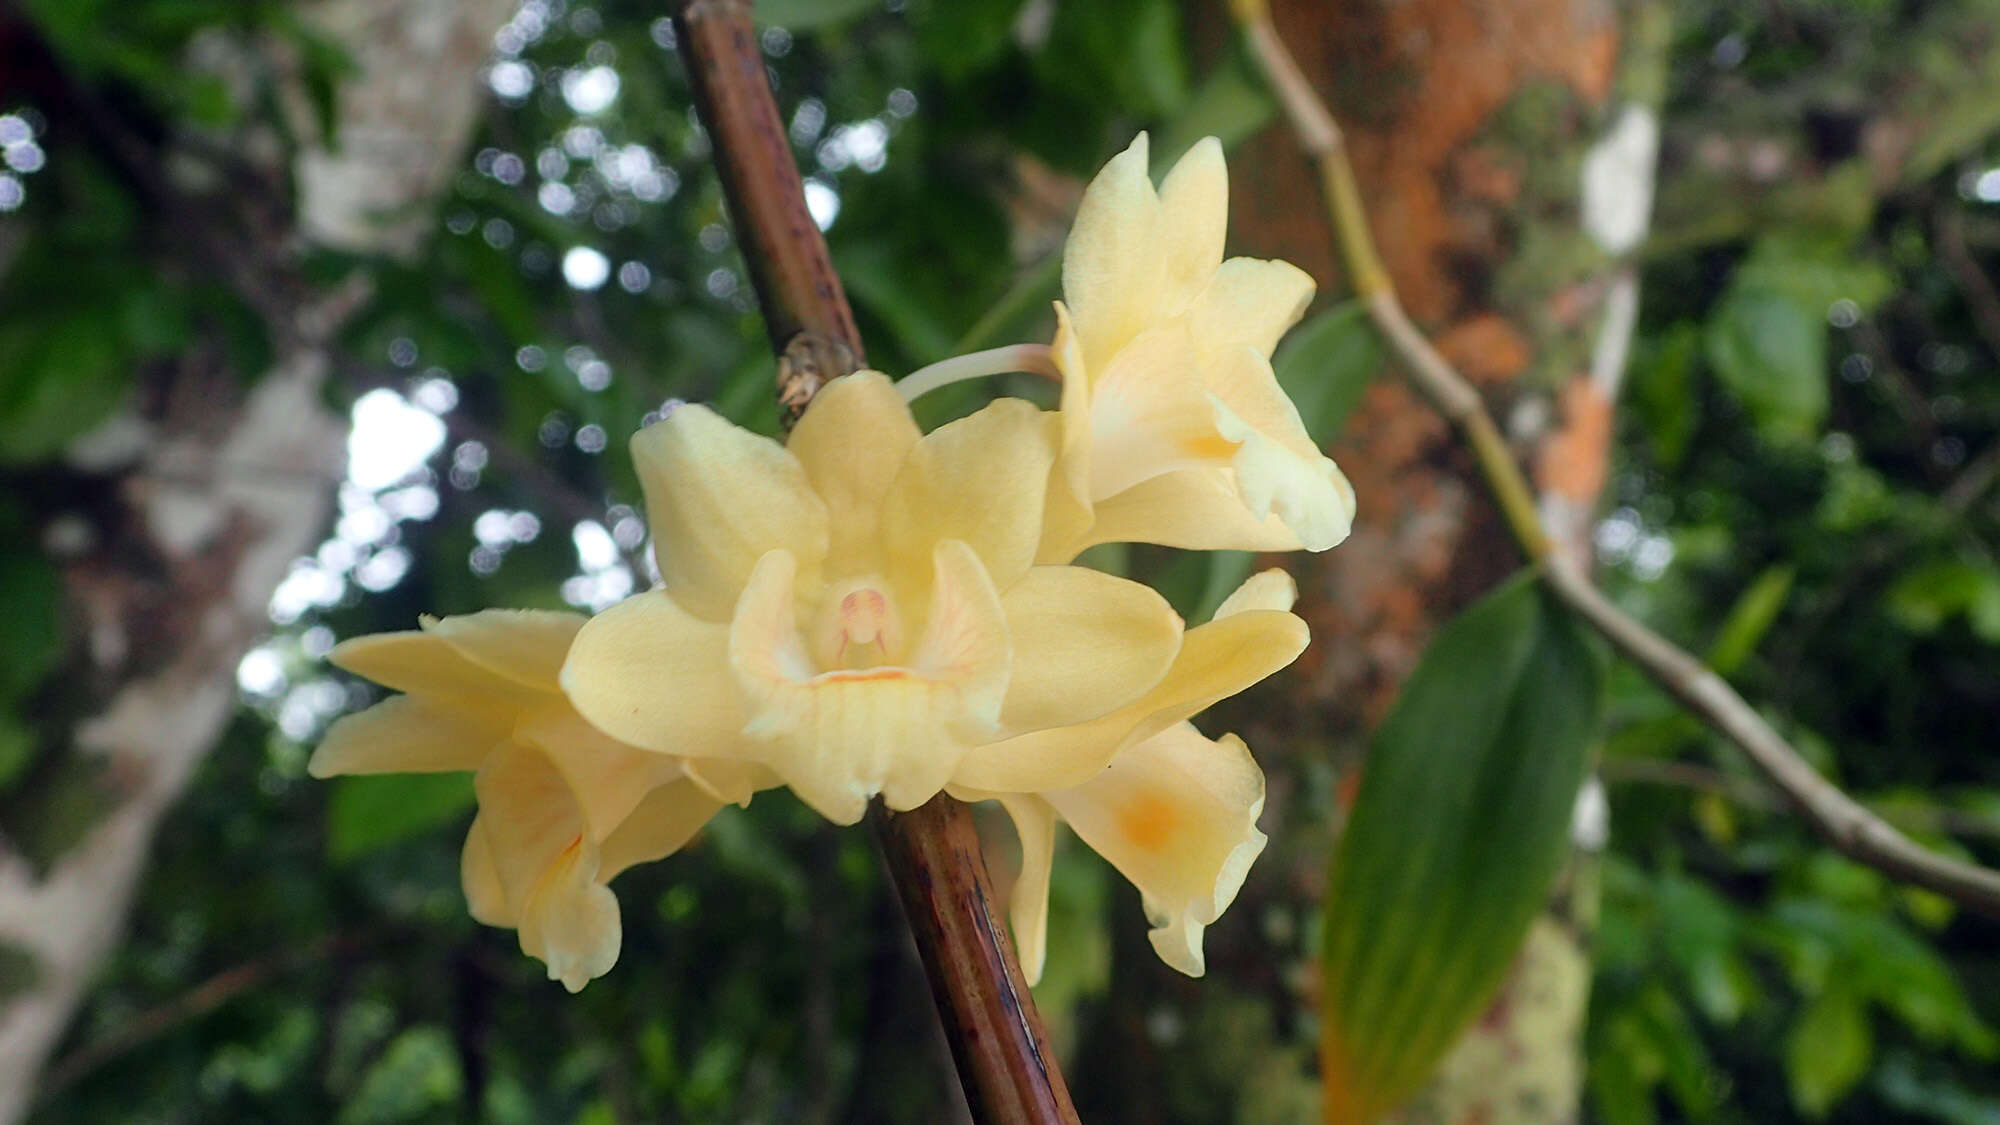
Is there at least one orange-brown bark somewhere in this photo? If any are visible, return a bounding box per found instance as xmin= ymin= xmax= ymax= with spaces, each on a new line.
xmin=1208 ymin=0 xmax=1643 ymax=732
xmin=1163 ymin=1 xmax=1659 ymax=1120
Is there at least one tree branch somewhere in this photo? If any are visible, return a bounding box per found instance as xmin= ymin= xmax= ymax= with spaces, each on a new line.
xmin=1600 ymin=757 xmax=2000 ymax=843
xmin=1232 ymin=0 xmax=2000 ymax=920
xmin=676 ymin=0 xmax=860 ymax=417
xmin=671 ymin=3 xmax=1078 ymax=1120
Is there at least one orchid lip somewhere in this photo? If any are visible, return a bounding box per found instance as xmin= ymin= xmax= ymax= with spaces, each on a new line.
xmin=817 ymin=666 xmax=915 ymax=683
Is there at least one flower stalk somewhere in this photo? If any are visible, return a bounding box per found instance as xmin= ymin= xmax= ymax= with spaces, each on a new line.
xmin=671 ymin=2 xmax=1081 ymax=1119
xmin=897 ymin=344 xmax=1061 ymax=402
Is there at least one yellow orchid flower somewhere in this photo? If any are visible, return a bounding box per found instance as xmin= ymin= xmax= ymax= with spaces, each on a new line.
xmin=952 ymin=569 xmax=1302 ymax=982
xmin=1039 ymin=133 xmax=1356 ymax=562
xmin=560 ymin=372 xmax=1187 ymax=826
xmin=309 ymin=610 xmax=741 ymax=991
xmin=975 ymin=724 xmax=1269 ymax=983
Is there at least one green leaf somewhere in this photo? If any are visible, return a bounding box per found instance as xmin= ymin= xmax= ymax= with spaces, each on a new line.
xmin=0 ymin=549 xmax=61 ymax=700
xmin=1632 ymin=322 xmax=1700 ymax=468
xmin=1734 ymin=233 xmax=1894 ymax=316
xmin=1816 ymin=460 xmax=1896 ymax=532
xmin=116 ymin=281 xmax=193 ymax=356
xmin=0 ymin=315 xmax=131 ymax=464
xmin=1705 ymin=564 xmax=1795 ymax=676
xmin=337 ymin=1025 xmax=463 ymax=1125
xmin=0 ymin=717 xmax=37 ymax=792
xmin=836 ymin=240 xmax=960 ymax=361
xmin=326 ymin=772 xmax=475 ymax=863
xmin=1320 ymin=573 xmax=1602 ymax=1122
xmin=1886 ymin=559 xmax=2000 ymax=637
xmin=1705 ymin=285 xmax=1826 ymax=443
xmin=1040 ymin=0 xmax=1188 ymax=120
xmin=1273 ymin=302 xmax=1383 ymax=445
xmin=912 ymin=0 xmax=1024 ymax=81
xmin=1154 ymin=48 xmax=1277 ymax=170
xmin=757 ymin=0 xmax=879 ymax=31
xmin=1787 ymin=987 xmax=1873 ymax=1118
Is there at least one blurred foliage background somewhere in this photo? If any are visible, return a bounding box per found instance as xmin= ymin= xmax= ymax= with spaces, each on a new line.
xmin=3 ymin=0 xmax=1999 ymax=1122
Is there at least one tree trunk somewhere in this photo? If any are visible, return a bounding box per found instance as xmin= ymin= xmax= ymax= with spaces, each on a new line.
xmin=0 ymin=2 xmax=509 ymax=1118
xmin=1118 ymin=2 xmax=1667 ymax=1122
xmin=1257 ymin=3 xmax=1664 ymax=1122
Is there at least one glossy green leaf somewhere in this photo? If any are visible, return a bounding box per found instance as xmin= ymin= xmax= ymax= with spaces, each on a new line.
xmin=1321 ymin=573 xmax=1602 ymax=1123
xmin=1787 ymin=986 xmax=1873 ymax=1118
xmin=1274 ymin=301 xmax=1383 ymax=446
xmin=327 ymin=772 xmax=475 ymax=864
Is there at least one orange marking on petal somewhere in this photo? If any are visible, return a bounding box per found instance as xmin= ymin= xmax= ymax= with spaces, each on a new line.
xmin=1117 ymin=793 xmax=1178 ymax=851
xmin=822 ymin=667 xmax=911 ymax=683
xmin=1181 ymin=431 xmax=1240 ymax=459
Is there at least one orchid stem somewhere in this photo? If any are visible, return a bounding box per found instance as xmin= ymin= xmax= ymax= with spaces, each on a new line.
xmin=673 ymin=2 xmax=1081 ymax=1119
xmin=1233 ymin=0 xmax=2000 ymax=920
xmin=898 ymin=344 xmax=1061 ymax=402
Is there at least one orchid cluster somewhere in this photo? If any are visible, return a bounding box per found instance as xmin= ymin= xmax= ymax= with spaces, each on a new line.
xmin=309 ymin=136 xmax=1354 ymax=992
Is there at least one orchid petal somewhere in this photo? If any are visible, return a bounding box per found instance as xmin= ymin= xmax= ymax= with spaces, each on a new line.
xmin=328 ymin=630 xmax=535 ymax=708
xmin=683 ymin=758 xmax=779 ymax=807
xmin=952 ymin=602 xmax=1307 ymax=793
xmin=1186 ymin=256 xmax=1317 ymax=362
xmin=475 ymin=742 xmax=621 ymax=992
xmin=598 ymin=778 xmax=727 ymax=881
xmin=461 ymin=815 xmax=512 ymax=927
xmin=1213 ymin=568 xmax=1300 ymax=618
xmin=1210 ymin=387 xmax=1355 ymax=552
xmin=514 ymin=704 xmax=687 ymax=838
xmin=998 ymin=566 xmax=1181 ymax=734
xmin=1046 ymin=724 xmax=1267 ymax=977
xmin=307 ymin=694 xmax=505 ymax=777
xmin=421 ymin=610 xmax=586 ymax=690
xmin=1040 ymin=302 xmax=1097 ymax=566
xmin=1063 ymin=133 xmax=1162 ymax=371
xmin=787 ymin=372 xmax=921 ymax=577
xmin=631 ymin=403 xmax=829 ymax=621
xmin=995 ymin=793 xmax=1059 ymax=987
xmin=1086 ymin=323 xmax=1232 ymax=500
xmin=882 ymin=398 xmax=1056 ymax=598
xmin=560 ymin=589 xmax=747 ymax=757
xmin=1078 ymin=468 xmax=1305 ymax=554
xmin=1156 ymin=137 xmax=1228 ymax=314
